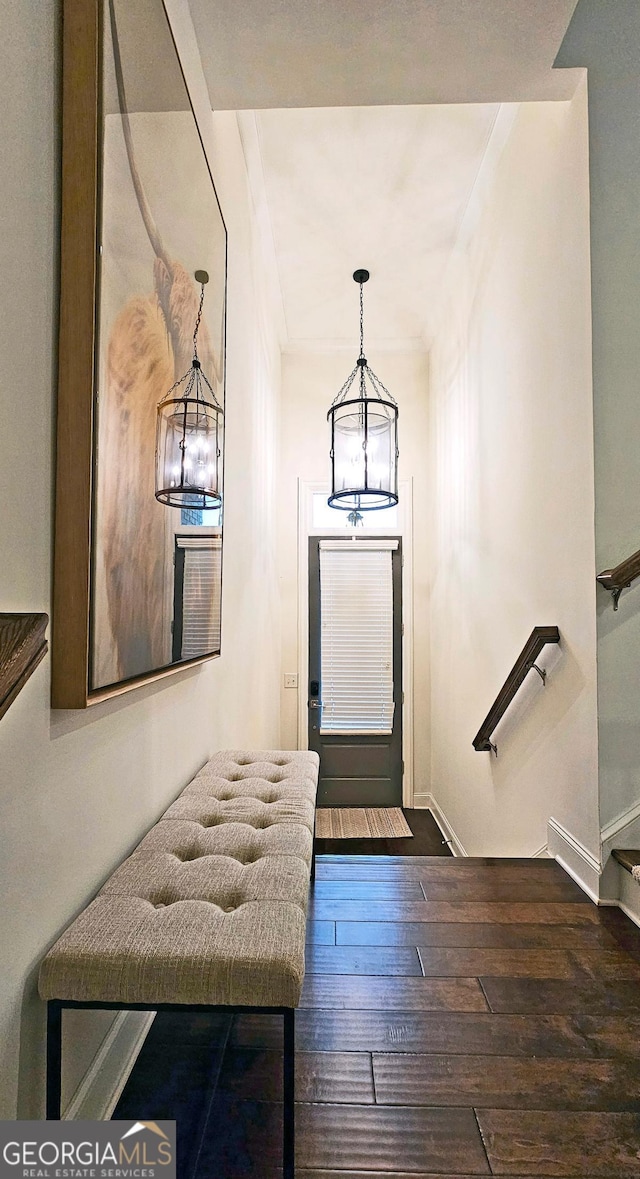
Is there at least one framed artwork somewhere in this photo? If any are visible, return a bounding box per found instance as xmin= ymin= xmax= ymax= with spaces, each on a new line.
xmin=52 ymin=0 xmax=226 ymax=708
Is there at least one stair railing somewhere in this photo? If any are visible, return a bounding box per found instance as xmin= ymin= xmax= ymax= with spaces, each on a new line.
xmin=0 ymin=614 xmax=49 ymax=721
xmin=596 ymin=548 xmax=640 ymax=610
xmin=472 ymin=625 xmax=561 ymax=755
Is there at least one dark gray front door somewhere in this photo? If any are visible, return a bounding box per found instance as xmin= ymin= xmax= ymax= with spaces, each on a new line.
xmin=308 ymin=536 xmax=402 ymax=806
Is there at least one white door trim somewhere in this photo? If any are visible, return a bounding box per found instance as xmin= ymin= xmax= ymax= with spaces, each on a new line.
xmin=297 ymin=478 xmax=414 ymax=807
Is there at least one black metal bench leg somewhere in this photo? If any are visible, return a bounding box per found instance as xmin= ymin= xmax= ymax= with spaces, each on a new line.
xmin=46 ymin=1001 xmax=62 ymax=1120
xmin=283 ymin=1008 xmax=295 ymax=1179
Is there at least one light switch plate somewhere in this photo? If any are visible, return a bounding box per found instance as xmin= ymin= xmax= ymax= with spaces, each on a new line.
xmin=284 ymin=673 xmax=298 ymax=689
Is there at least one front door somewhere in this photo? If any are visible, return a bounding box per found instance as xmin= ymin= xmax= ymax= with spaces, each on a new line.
xmin=308 ymin=536 xmax=402 ymax=806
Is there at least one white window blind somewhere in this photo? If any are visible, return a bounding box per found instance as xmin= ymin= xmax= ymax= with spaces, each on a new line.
xmin=319 ymin=540 xmax=397 ymax=734
xmin=176 ymin=536 xmax=222 ymax=658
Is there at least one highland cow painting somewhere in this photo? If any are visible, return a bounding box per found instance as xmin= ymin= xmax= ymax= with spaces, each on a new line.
xmin=89 ymin=0 xmax=226 ymax=691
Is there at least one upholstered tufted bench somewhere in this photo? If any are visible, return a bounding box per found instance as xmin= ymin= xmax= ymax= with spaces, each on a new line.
xmin=39 ymin=749 xmax=319 ymax=1178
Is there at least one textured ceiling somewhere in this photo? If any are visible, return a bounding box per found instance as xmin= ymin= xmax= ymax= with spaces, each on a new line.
xmin=239 ymin=103 xmax=501 ymax=349
xmin=192 ymin=1 xmax=581 ymax=350
xmin=189 ymin=0 xmax=580 ymax=110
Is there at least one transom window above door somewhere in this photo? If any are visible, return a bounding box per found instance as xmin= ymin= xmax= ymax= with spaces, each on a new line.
xmin=312 ymin=493 xmax=398 ymax=530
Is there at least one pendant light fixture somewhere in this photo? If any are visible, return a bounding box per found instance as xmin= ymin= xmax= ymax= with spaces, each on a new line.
xmin=328 ymin=269 xmax=399 ymax=511
xmin=155 ymin=270 xmax=223 ymax=509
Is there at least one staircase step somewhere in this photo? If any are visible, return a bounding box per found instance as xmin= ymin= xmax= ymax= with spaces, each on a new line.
xmin=612 ymin=848 xmax=640 ymax=874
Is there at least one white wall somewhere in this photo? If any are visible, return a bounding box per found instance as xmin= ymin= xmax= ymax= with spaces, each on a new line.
xmin=427 ymin=90 xmax=599 ymax=858
xmin=0 ymin=0 xmax=282 ymax=1118
xmin=557 ymin=1 xmax=640 ymax=841
xmin=277 ymin=349 xmax=430 ymax=796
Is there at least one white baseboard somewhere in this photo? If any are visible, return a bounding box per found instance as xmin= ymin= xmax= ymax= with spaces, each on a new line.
xmin=416 ymin=792 xmax=467 ymax=857
xmin=531 ymin=844 xmax=550 ymax=858
xmin=412 ymin=791 xmax=431 ymax=808
xmin=547 ymin=817 xmax=601 ymax=903
xmin=64 ymin=1011 xmax=155 ymax=1121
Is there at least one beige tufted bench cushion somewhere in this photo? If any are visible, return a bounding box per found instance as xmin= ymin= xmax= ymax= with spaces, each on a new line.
xmin=39 ymin=749 xmax=319 ymax=1009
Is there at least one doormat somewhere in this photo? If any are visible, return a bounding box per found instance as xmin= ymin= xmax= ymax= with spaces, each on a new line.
xmin=315 ymin=807 xmax=412 ymax=840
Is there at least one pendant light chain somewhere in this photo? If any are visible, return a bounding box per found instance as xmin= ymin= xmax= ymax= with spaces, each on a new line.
xmin=366 ymin=364 xmax=396 ymax=405
xmin=359 ymin=280 xmax=365 ymax=360
xmin=330 ymin=276 xmax=398 ymax=409
xmin=162 ymin=281 xmax=221 ymax=404
xmin=359 ymin=279 xmax=366 ymax=398
xmin=193 ymin=281 xmax=205 ymax=362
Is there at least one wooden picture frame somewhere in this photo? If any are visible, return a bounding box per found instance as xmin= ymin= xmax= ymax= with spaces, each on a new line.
xmin=52 ymin=0 xmax=226 ymax=708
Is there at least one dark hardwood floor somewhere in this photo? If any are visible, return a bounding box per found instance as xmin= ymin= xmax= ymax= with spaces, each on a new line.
xmin=115 ymin=851 xmax=640 ymax=1177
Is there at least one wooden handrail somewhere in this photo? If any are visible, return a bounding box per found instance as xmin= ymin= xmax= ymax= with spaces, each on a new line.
xmin=596 ymin=548 xmax=640 ymax=610
xmin=472 ymin=625 xmax=561 ymax=754
xmin=0 ymin=613 xmax=49 ymax=721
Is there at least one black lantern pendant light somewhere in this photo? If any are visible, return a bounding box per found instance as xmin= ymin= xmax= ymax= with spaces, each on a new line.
xmin=155 ymin=270 xmax=223 ymax=509
xmin=328 ymin=269 xmax=399 ymax=511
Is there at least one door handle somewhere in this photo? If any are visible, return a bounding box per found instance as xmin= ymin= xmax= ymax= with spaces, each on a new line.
xmin=308 ymin=699 xmax=322 ymax=709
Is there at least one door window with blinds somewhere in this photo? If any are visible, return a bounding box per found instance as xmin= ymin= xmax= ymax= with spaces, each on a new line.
xmin=172 ymin=535 xmax=222 ymax=661
xmin=319 ymin=539 xmax=398 ymax=734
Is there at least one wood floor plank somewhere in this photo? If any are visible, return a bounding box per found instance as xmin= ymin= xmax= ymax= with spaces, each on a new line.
xmin=300 ymin=975 xmax=490 ymax=1010
xmin=421 ymin=879 xmax=590 ymax=903
xmin=314 ymin=860 xmax=569 ymax=881
xmin=241 ymin=1173 xmax=601 ymax=1179
xmin=306 ymin=921 xmax=336 ymax=945
xmin=309 ymin=899 xmax=600 ymax=924
xmin=372 ymin=1053 xmax=640 ymax=1110
xmin=481 ymin=976 xmax=640 ymax=1015
xmin=336 ymin=921 xmax=619 ymax=949
xmin=305 ymin=945 xmax=422 ymax=976
xmin=311 ymin=880 xmax=425 ymax=900
xmin=316 ymin=855 xmax=560 ymax=867
xmin=574 ymin=1014 xmax=640 ymax=1059
xmin=293 ymin=1173 xmax=600 ymax=1179
xmin=197 ymin=1099 xmax=491 ymax=1176
xmin=292 ymin=1174 xmax=595 ymax=1179
xmin=295 ymin=1103 xmax=491 ymax=1174
xmin=476 ymin=1109 xmax=640 ymax=1175
xmin=594 ymin=912 xmax=640 ymax=966
xmin=217 ymin=1048 xmax=375 ymax=1103
xmin=417 ymin=947 xmax=575 ymax=978
xmin=212 ymin=1008 xmax=640 ymax=1058
xmin=227 ymin=1174 xmax=541 ymax=1179
xmin=569 ymin=948 xmax=640 ymax=979
xmin=597 ymin=905 xmax=640 ymax=947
